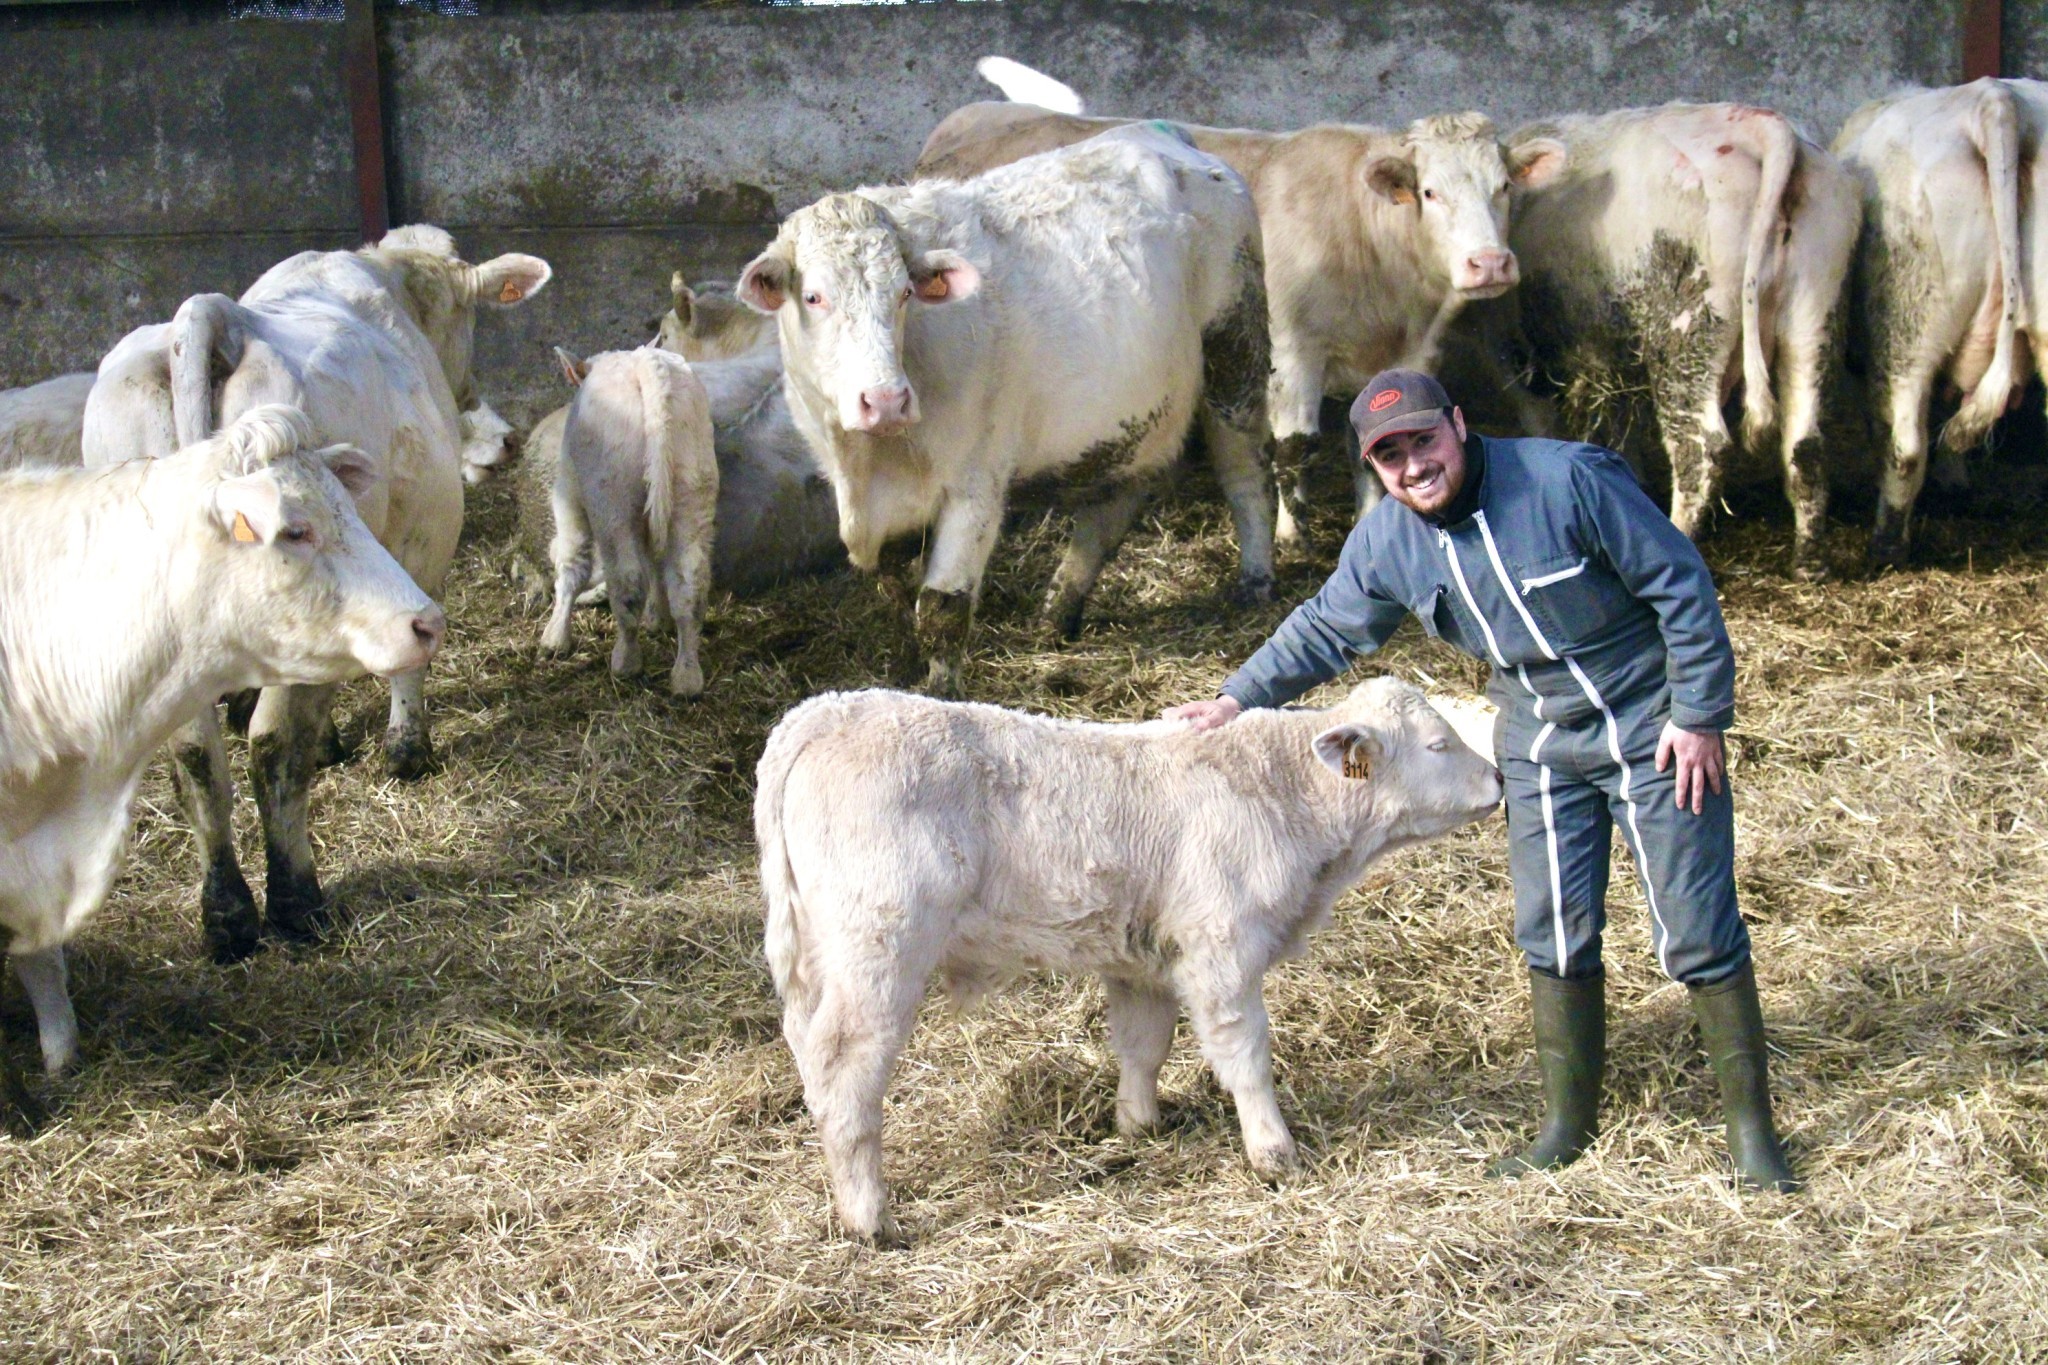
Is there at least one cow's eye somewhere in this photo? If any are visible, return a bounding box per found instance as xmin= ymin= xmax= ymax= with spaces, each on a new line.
xmin=1422 ymin=187 xmax=1436 ymax=201
xmin=1427 ymin=739 xmax=1450 ymax=752
xmin=802 ymin=291 xmax=826 ymax=309
xmin=280 ymin=522 xmax=315 ymax=546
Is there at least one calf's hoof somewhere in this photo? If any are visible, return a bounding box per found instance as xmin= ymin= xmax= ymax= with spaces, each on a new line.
xmin=852 ymin=1214 xmax=908 ymax=1251
xmin=1245 ymin=1138 xmax=1301 ymax=1184
xmin=384 ymin=728 xmax=436 ymax=782
xmin=1115 ymin=1104 xmax=1160 ymax=1138
xmin=1046 ymin=592 xmax=1087 ymax=644
xmin=609 ymin=638 xmax=643 ymax=678
xmin=920 ymin=657 xmax=964 ymax=699
xmin=669 ymin=659 xmax=705 ymax=699
xmin=1 ymin=1072 xmax=47 ymax=1140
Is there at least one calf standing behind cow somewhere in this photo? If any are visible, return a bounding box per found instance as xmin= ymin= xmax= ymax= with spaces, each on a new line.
xmin=741 ymin=124 xmax=1276 ymax=694
xmin=756 ymin=677 xmax=1502 ymax=1245
xmin=1497 ymin=103 xmax=1861 ymax=577
xmin=82 ymin=226 xmax=548 ymax=962
xmin=539 ymin=346 xmax=719 ymax=697
xmin=916 ymin=64 xmax=1565 ymax=535
xmin=0 ymin=406 xmax=441 ymax=1120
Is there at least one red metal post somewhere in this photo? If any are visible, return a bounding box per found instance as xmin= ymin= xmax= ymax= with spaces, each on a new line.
xmin=343 ymin=0 xmax=390 ymax=242
xmin=1963 ymin=0 xmax=2003 ymax=81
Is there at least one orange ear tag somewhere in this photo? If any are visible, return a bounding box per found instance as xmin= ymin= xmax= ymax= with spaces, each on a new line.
xmin=1342 ymin=747 xmax=1372 ymax=781
xmin=498 ymin=281 xmax=524 ymax=304
xmin=232 ymin=511 xmax=259 ymax=543
xmin=917 ymin=274 xmax=949 ymax=301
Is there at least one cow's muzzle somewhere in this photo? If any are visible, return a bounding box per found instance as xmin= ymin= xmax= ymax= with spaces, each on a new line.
xmin=1456 ymin=249 xmax=1520 ymax=297
xmin=849 ymin=381 xmax=918 ymax=435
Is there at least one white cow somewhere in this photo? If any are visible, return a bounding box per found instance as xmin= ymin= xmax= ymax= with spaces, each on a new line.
xmin=1833 ymin=78 xmax=2048 ymax=564
xmin=510 ymin=340 xmax=842 ymax=613
xmin=82 ymin=226 xmax=549 ymax=963
xmin=539 ymin=346 xmax=718 ymax=696
xmin=915 ymin=62 xmax=1567 ymax=532
xmin=756 ymin=677 xmax=1503 ymax=1244
xmin=0 ymin=405 xmax=440 ymax=1113
xmin=742 ymin=124 xmax=1276 ymax=692
xmin=0 ymin=373 xmax=92 ymax=472
xmin=1500 ymin=103 xmax=1862 ymax=576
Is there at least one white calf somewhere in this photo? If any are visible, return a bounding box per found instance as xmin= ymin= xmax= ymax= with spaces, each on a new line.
xmin=755 ymin=677 xmax=1502 ymax=1243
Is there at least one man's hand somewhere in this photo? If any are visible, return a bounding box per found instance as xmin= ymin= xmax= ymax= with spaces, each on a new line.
xmin=1164 ymin=696 xmax=1243 ymax=731
xmin=1655 ymin=721 xmax=1725 ymax=815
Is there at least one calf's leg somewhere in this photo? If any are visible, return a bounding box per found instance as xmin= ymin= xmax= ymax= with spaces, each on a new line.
xmin=13 ymin=947 xmax=76 ymax=1076
xmin=660 ymin=531 xmax=713 ymax=698
xmin=1104 ymin=977 xmax=1177 ymax=1135
xmin=1871 ymin=364 xmax=1937 ymax=568
xmin=249 ymin=683 xmax=336 ymax=941
xmin=599 ymin=527 xmax=653 ymax=682
xmin=1181 ymin=966 xmax=1297 ymax=1178
xmin=540 ymin=479 xmax=594 ymax=656
xmin=798 ymin=980 xmax=922 ymax=1247
xmin=168 ymin=711 xmax=260 ymax=964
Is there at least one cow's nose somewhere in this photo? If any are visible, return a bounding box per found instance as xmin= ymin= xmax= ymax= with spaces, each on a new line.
xmin=1461 ymin=250 xmax=1518 ymax=290
xmin=856 ymin=382 xmax=915 ymax=432
xmin=411 ymin=606 xmax=447 ymax=661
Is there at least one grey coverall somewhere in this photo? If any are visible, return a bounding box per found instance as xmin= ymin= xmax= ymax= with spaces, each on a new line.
xmin=1219 ymin=436 xmax=1751 ymax=986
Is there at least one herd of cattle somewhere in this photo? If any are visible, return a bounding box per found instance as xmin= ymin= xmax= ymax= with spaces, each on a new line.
xmin=0 ymin=61 xmax=2041 ymax=1234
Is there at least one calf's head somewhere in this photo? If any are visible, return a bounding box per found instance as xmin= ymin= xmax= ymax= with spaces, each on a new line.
xmin=1364 ymin=113 xmax=1566 ymax=298
xmin=656 ymin=275 xmax=777 ymax=361
xmin=738 ymin=194 xmax=981 ymax=436
xmin=194 ymin=405 xmax=444 ymax=682
xmin=1313 ymin=677 xmax=1502 ymax=840
xmin=370 ymin=225 xmax=553 ymax=409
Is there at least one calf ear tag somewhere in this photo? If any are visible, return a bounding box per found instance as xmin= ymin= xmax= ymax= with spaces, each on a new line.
xmin=232 ymin=511 xmax=259 ymax=544
xmin=1342 ymin=743 xmax=1372 ymax=781
xmin=498 ymin=280 xmax=525 ymax=304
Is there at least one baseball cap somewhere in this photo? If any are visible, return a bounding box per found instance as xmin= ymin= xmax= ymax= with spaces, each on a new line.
xmin=1350 ymin=369 xmax=1452 ymax=456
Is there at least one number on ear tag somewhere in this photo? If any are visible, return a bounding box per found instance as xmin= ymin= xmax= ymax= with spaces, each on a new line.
xmin=1342 ymin=745 xmax=1372 ymax=781
xmin=232 ymin=511 xmax=259 ymax=544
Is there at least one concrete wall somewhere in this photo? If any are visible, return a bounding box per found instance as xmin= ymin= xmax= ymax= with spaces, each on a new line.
xmin=0 ymin=0 xmax=1990 ymax=428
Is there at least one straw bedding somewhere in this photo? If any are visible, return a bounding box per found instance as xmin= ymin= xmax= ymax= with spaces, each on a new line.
xmin=1 ymin=470 xmax=2044 ymax=1362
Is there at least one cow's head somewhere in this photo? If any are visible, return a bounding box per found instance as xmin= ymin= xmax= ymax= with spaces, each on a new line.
xmin=193 ymin=404 xmax=444 ymax=683
xmin=370 ymin=225 xmax=552 ymax=408
xmin=1362 ymin=113 xmax=1567 ymax=299
xmin=1313 ymin=677 xmax=1502 ymax=839
xmin=656 ymin=275 xmax=778 ymax=361
xmin=737 ymin=194 xmax=981 ymax=436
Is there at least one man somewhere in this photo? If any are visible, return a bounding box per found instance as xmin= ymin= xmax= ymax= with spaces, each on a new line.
xmin=1167 ymin=369 xmax=1797 ymax=1192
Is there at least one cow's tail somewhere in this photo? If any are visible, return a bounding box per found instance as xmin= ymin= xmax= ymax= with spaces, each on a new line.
xmin=976 ymin=56 xmax=1085 ymax=115
xmin=638 ymin=350 xmax=679 ymax=560
xmin=755 ymin=696 xmax=834 ymax=1009
xmin=1944 ymin=78 xmax=2024 ymax=453
xmin=1738 ymin=110 xmax=1798 ymax=449
xmin=168 ymin=293 xmax=247 ymax=451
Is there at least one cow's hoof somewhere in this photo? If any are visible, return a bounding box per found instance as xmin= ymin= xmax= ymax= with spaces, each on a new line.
xmin=200 ymin=859 xmax=263 ymax=965
xmin=854 ymin=1216 xmax=908 ymax=1251
xmin=384 ymin=730 xmax=436 ymax=782
xmin=1246 ymin=1141 xmax=1301 ymax=1185
xmin=921 ymin=659 xmax=964 ymax=699
xmin=1790 ymin=555 xmax=1830 ymax=585
xmin=266 ymin=877 xmax=331 ymax=944
xmin=1047 ymin=595 xmax=1087 ymax=644
xmin=1 ymin=1072 xmax=47 ymax=1140
xmin=1229 ymin=573 xmax=1274 ymax=608
xmin=1115 ymin=1106 xmax=1160 ymax=1138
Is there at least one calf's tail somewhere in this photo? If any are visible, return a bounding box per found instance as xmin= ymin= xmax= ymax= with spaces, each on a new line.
xmin=1944 ymin=79 xmax=2024 ymax=453
xmin=1739 ymin=109 xmax=1798 ymax=449
xmin=755 ymin=699 xmax=833 ymax=1007
xmin=638 ymin=351 xmax=679 ymax=559
xmin=169 ymin=294 xmax=247 ymax=451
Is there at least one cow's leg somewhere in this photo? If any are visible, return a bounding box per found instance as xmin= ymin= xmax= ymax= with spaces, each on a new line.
xmin=1180 ymin=965 xmax=1297 ymax=1179
xmin=382 ymin=667 xmax=434 ymax=781
xmin=540 ymin=480 xmax=594 ymax=657
xmin=797 ymin=978 xmax=922 ymax=1247
xmin=1104 ymin=977 xmax=1178 ymax=1136
xmin=916 ymin=481 xmax=1005 ymax=696
xmin=1045 ymin=482 xmax=1149 ymax=642
xmin=659 ymin=532 xmax=713 ymax=699
xmin=1661 ymin=386 xmax=1734 ymax=542
xmin=249 ymin=683 xmax=336 ymax=941
xmin=1775 ymin=328 xmax=1832 ymax=580
xmin=1267 ymin=340 xmax=1327 ymax=545
xmin=168 ymin=712 xmax=260 ymax=964
xmin=13 ymin=947 xmax=76 ymax=1077
xmin=1200 ymin=403 xmax=1276 ymax=605
xmin=1871 ymin=365 xmax=1937 ymax=568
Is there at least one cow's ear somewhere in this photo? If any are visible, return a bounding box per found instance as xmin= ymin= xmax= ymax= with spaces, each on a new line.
xmin=738 ymin=250 xmax=792 ymax=314
xmin=1364 ymin=154 xmax=1418 ymax=206
xmin=1313 ymin=724 xmax=1385 ymax=781
xmin=910 ymin=249 xmax=982 ymax=303
xmin=316 ymin=443 xmax=380 ymax=500
xmin=1507 ymin=137 xmax=1568 ymax=190
xmin=473 ymin=253 xmax=553 ymax=307
xmin=671 ymin=272 xmax=694 ymax=327
xmin=553 ymin=347 xmax=588 ymax=388
xmin=211 ymin=470 xmax=287 ymax=546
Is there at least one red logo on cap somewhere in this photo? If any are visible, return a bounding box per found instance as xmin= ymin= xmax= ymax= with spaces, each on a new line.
xmin=1367 ymin=389 xmax=1402 ymax=413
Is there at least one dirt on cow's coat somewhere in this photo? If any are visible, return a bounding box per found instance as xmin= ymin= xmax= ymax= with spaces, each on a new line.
xmin=3 ymin=470 xmax=2045 ymax=1363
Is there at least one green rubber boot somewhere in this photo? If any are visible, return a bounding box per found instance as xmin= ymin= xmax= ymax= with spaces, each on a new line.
xmin=1689 ymin=962 xmax=1800 ymax=1193
xmin=1487 ymin=969 xmax=1605 ymax=1178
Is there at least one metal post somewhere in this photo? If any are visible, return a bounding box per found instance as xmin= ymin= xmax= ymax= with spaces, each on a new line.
xmin=1963 ymin=0 xmax=2003 ymax=81
xmin=343 ymin=0 xmax=390 ymax=242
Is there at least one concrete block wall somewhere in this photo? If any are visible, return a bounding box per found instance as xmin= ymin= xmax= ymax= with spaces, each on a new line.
xmin=0 ymin=0 xmax=1989 ymax=428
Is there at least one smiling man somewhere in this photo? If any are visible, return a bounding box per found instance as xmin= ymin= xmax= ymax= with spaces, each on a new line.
xmin=1166 ymin=369 xmax=1797 ymax=1192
